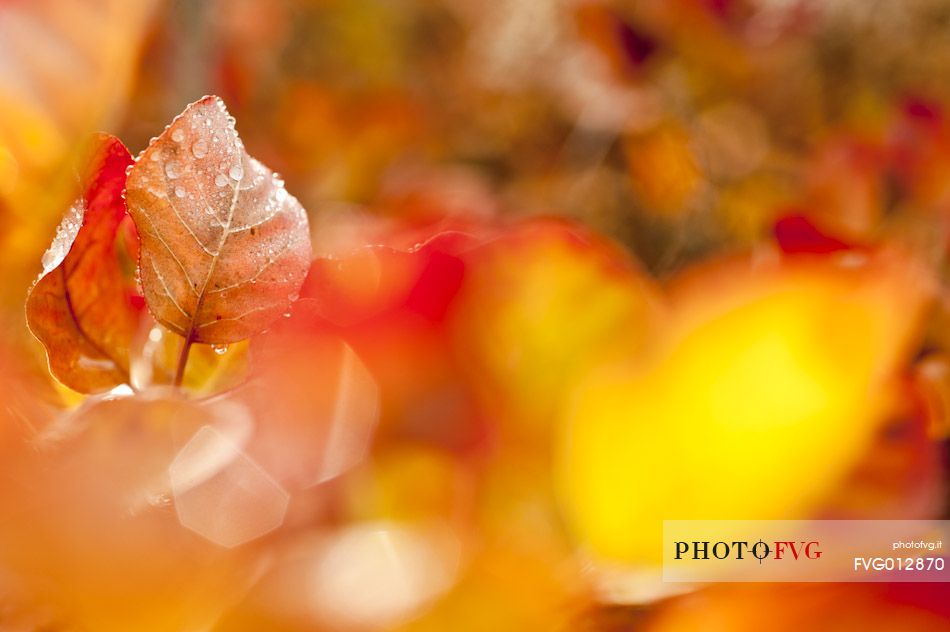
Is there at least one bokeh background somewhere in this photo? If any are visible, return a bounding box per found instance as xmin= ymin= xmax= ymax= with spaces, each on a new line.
xmin=0 ymin=0 xmax=949 ymax=630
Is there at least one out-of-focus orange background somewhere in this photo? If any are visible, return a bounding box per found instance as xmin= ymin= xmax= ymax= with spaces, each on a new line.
xmin=0 ymin=1 xmax=948 ymax=630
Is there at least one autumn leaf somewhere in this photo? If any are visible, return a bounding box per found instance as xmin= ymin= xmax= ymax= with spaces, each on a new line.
xmin=125 ymin=96 xmax=311 ymax=353
xmin=26 ymin=133 xmax=141 ymax=394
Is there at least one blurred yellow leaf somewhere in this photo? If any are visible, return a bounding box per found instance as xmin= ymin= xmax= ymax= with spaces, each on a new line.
xmin=556 ymin=252 xmax=933 ymax=563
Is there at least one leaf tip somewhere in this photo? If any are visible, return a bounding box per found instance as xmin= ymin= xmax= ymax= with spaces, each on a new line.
xmin=191 ymin=94 xmax=231 ymax=119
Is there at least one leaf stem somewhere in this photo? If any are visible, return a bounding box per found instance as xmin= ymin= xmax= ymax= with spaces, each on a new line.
xmin=174 ymin=336 xmax=193 ymax=387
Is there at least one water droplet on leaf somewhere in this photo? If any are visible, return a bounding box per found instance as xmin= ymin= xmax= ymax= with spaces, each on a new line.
xmin=192 ymin=140 xmax=209 ymax=158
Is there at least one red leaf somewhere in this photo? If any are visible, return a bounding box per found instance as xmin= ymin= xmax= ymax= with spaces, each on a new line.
xmin=773 ymin=212 xmax=854 ymax=255
xmin=26 ymin=134 xmax=141 ymax=393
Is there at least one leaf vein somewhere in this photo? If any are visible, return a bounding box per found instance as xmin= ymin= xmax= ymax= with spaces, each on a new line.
xmin=207 ymin=235 xmax=296 ymax=294
xmin=196 ymin=304 xmax=276 ymax=330
xmin=138 ymin=209 xmax=199 ymax=295
xmin=165 ymin=194 xmax=216 ymax=257
xmin=148 ymin=255 xmax=191 ymax=320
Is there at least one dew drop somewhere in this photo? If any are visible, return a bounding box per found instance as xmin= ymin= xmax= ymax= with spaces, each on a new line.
xmin=175 ymin=186 xmax=186 ymax=198
xmin=149 ymin=151 xmax=161 ymax=162
xmin=171 ymin=128 xmax=185 ymax=143
xmin=165 ymin=161 xmax=179 ymax=179
xmin=215 ymin=173 xmax=228 ymax=187
xmin=212 ymin=344 xmax=229 ymax=355
xmin=192 ymin=140 xmax=209 ymax=158
xmin=229 ymin=165 xmax=244 ymax=180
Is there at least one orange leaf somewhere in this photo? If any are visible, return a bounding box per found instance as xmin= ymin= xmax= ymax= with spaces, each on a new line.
xmin=26 ymin=134 xmax=140 ymax=394
xmin=125 ymin=96 xmax=311 ymax=345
